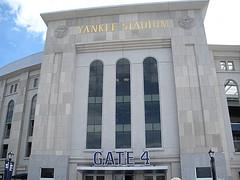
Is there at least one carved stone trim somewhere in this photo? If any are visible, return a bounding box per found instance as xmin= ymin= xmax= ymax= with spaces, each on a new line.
xmin=54 ymin=25 xmax=68 ymax=38
xmin=178 ymin=16 xmax=195 ymax=29
xmin=75 ymin=39 xmax=171 ymax=53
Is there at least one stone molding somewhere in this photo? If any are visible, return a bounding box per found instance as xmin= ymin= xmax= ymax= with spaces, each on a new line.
xmin=75 ymin=39 xmax=171 ymax=53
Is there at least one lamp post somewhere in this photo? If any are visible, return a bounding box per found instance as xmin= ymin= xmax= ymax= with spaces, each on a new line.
xmin=4 ymin=152 xmax=14 ymax=180
xmin=208 ymin=149 xmax=217 ymax=180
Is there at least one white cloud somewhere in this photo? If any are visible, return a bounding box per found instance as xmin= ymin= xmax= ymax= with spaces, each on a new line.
xmin=2 ymin=0 xmax=240 ymax=45
xmin=204 ymin=0 xmax=240 ymax=45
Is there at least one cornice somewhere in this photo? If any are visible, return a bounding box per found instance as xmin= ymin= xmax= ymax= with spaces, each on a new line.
xmin=41 ymin=0 xmax=209 ymax=26
xmin=75 ymin=38 xmax=171 ymax=53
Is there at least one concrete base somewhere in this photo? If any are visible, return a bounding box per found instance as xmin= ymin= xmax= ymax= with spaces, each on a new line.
xmin=28 ymin=155 xmax=69 ymax=180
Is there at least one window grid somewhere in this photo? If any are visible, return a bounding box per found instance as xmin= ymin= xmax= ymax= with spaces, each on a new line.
xmin=25 ymin=142 xmax=32 ymax=157
xmin=33 ymin=78 xmax=38 ymax=88
xmin=143 ymin=57 xmax=161 ymax=148
xmin=220 ymin=60 xmax=235 ymax=71
xmin=28 ymin=95 xmax=37 ymax=136
xmin=14 ymin=84 xmax=18 ymax=93
xmin=86 ymin=60 xmax=103 ymax=149
xmin=116 ymin=59 xmax=131 ymax=149
xmin=4 ymin=100 xmax=14 ymax=139
xmin=1 ymin=144 xmax=8 ymax=158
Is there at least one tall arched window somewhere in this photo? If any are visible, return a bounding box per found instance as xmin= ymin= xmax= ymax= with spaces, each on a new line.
xmin=28 ymin=95 xmax=37 ymax=136
xmin=86 ymin=60 xmax=103 ymax=149
xmin=225 ymin=80 xmax=240 ymax=152
xmin=4 ymin=100 xmax=14 ymax=138
xmin=116 ymin=58 xmax=131 ymax=148
xmin=225 ymin=80 xmax=239 ymax=103
xmin=143 ymin=57 xmax=161 ymax=148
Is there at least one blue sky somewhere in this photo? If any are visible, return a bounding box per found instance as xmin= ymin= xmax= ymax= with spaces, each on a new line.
xmin=0 ymin=3 xmax=44 ymax=67
xmin=0 ymin=0 xmax=240 ymax=68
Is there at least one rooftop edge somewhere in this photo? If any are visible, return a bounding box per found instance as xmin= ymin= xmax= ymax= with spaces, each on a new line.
xmin=41 ymin=0 xmax=209 ymax=26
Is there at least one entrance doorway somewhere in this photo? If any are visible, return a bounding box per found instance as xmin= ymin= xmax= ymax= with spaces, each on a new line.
xmin=83 ymin=170 xmax=166 ymax=180
xmin=144 ymin=175 xmax=165 ymax=180
xmin=85 ymin=175 xmax=105 ymax=180
xmin=114 ymin=174 xmax=134 ymax=180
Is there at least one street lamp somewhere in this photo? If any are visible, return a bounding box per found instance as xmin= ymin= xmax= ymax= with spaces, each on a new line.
xmin=208 ymin=149 xmax=217 ymax=180
xmin=4 ymin=152 xmax=14 ymax=180
xmin=7 ymin=152 xmax=14 ymax=161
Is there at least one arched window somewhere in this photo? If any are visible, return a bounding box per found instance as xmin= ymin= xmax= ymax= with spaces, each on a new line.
xmin=4 ymin=100 xmax=14 ymax=138
xmin=225 ymin=80 xmax=240 ymax=152
xmin=116 ymin=58 xmax=131 ymax=148
xmin=28 ymin=95 xmax=37 ymax=136
xmin=143 ymin=57 xmax=161 ymax=148
xmin=86 ymin=60 xmax=103 ymax=149
xmin=225 ymin=80 xmax=239 ymax=103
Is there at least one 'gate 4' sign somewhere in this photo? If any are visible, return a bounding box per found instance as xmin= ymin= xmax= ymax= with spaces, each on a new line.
xmin=93 ymin=151 xmax=150 ymax=166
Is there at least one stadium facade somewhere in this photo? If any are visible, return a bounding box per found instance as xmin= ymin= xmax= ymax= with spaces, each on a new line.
xmin=0 ymin=0 xmax=240 ymax=179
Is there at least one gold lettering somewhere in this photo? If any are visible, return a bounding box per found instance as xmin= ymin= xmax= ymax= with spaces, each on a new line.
xmin=79 ymin=19 xmax=169 ymax=34
xmin=159 ymin=20 xmax=168 ymax=28
xmin=148 ymin=20 xmax=152 ymax=29
xmin=98 ymin=24 xmax=104 ymax=32
xmin=111 ymin=23 xmax=117 ymax=32
xmin=79 ymin=26 xmax=84 ymax=33
xmin=121 ymin=23 xmax=128 ymax=31
xmin=151 ymin=20 xmax=156 ymax=28
xmin=132 ymin=22 xmax=141 ymax=30
xmin=83 ymin=26 xmax=90 ymax=33
xmin=90 ymin=25 xmax=98 ymax=33
xmin=129 ymin=22 xmax=132 ymax=30
xmin=105 ymin=24 xmax=109 ymax=32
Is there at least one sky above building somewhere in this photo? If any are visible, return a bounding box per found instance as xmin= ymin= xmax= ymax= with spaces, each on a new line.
xmin=0 ymin=0 xmax=240 ymax=68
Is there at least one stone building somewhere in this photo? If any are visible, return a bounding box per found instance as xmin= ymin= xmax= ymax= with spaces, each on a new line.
xmin=0 ymin=0 xmax=240 ymax=180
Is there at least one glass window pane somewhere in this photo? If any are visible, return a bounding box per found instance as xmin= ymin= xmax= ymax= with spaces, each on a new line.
xmin=86 ymin=176 xmax=94 ymax=180
xmin=124 ymin=124 xmax=131 ymax=131
xmin=87 ymin=61 xmax=103 ymax=149
xmin=152 ymin=94 xmax=159 ymax=101
xmin=117 ymin=96 xmax=123 ymax=102
xmin=86 ymin=132 xmax=101 ymax=149
xmin=227 ymin=61 xmax=234 ymax=70
xmin=125 ymin=175 xmax=133 ymax=180
xmin=225 ymin=80 xmax=239 ymax=102
xmin=144 ymin=95 xmax=151 ymax=101
xmin=116 ymin=124 xmax=124 ymax=132
xmin=95 ymin=125 xmax=102 ymax=132
xmin=6 ymin=100 xmax=14 ymax=123
xmin=41 ymin=168 xmax=54 ymax=178
xmin=196 ymin=167 xmax=212 ymax=178
xmin=124 ymin=96 xmax=130 ymax=102
xmin=25 ymin=142 xmax=32 ymax=157
xmin=220 ymin=61 xmax=226 ymax=70
xmin=1 ymin=144 xmax=8 ymax=158
xmin=114 ymin=175 xmax=123 ymax=180
xmin=146 ymin=130 xmax=161 ymax=148
xmin=156 ymin=176 xmax=165 ymax=180
xmin=146 ymin=123 xmax=153 ymax=131
xmin=143 ymin=57 xmax=161 ymax=148
xmin=96 ymin=97 xmax=102 ymax=103
xmin=87 ymin=125 xmax=94 ymax=132
xmin=97 ymin=176 xmax=105 ymax=180
xmin=116 ymin=131 xmax=131 ymax=148
xmin=116 ymin=59 xmax=131 ymax=149
xmin=153 ymin=123 xmax=161 ymax=130
xmin=144 ymin=176 xmax=153 ymax=180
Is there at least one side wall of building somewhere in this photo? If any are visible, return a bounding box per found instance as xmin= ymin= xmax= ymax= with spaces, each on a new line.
xmin=0 ymin=66 xmax=41 ymax=177
xmin=211 ymin=46 xmax=240 ymax=180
